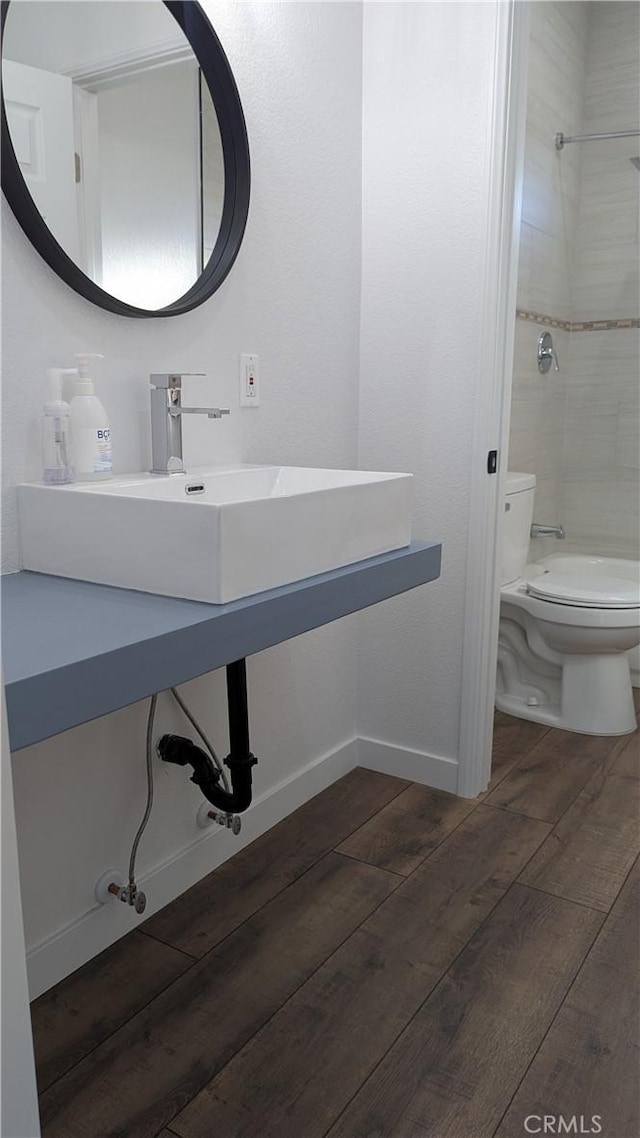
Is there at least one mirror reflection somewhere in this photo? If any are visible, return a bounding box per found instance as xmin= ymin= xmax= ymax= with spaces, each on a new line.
xmin=2 ymin=1 xmax=224 ymax=308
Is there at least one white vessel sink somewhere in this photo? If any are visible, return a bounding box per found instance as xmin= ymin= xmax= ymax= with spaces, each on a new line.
xmin=18 ymin=464 xmax=413 ymax=603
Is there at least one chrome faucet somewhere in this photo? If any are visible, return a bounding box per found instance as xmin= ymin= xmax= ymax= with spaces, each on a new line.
xmin=150 ymin=373 xmax=229 ymax=475
xmin=530 ymin=523 xmax=565 ymax=539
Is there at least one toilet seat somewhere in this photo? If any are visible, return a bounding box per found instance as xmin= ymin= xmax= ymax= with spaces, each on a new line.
xmin=526 ymin=568 xmax=640 ymax=609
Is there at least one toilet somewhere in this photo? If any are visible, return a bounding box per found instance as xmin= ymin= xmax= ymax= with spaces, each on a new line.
xmin=496 ymin=472 xmax=640 ymax=735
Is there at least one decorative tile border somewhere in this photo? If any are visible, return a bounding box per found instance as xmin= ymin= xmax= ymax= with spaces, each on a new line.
xmin=516 ymin=309 xmax=571 ymax=330
xmin=516 ymin=309 xmax=640 ymax=332
xmin=570 ymin=318 xmax=639 ymax=332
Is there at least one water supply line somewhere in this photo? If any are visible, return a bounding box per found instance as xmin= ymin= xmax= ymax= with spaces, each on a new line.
xmin=121 ymin=690 xmax=158 ymax=910
xmin=102 ymin=674 xmax=247 ymax=913
xmin=105 ymin=693 xmax=158 ymax=913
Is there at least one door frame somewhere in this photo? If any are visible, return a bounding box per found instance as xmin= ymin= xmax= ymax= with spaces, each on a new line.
xmin=457 ymin=0 xmax=531 ymax=799
xmin=1 ymin=676 xmax=41 ymax=1137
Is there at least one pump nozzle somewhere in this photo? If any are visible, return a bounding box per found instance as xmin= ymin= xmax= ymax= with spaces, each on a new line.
xmin=47 ymin=368 xmax=78 ymax=406
xmin=75 ymin=353 xmax=104 ymax=379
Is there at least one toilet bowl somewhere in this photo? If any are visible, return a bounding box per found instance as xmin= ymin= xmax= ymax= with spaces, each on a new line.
xmin=496 ymin=474 xmax=640 ymax=735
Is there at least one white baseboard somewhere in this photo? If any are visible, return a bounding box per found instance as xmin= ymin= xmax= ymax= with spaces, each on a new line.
xmin=27 ymin=737 xmax=359 ymax=999
xmin=357 ymin=737 xmax=459 ymax=793
xmin=28 ymin=734 xmax=462 ymax=997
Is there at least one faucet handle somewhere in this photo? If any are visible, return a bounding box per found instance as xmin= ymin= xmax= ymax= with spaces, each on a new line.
xmin=150 ymin=373 xmax=206 ymax=388
xmin=167 ymin=406 xmax=230 ymax=418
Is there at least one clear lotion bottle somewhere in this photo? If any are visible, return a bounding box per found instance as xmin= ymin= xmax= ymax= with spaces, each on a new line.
xmin=69 ymin=353 xmax=113 ymax=481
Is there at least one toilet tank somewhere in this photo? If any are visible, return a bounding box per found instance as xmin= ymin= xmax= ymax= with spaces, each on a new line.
xmin=502 ymin=472 xmax=536 ymax=585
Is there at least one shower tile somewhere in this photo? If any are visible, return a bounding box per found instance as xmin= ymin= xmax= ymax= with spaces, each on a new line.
xmin=578 ymin=153 xmax=640 ymax=244
xmin=560 ymin=472 xmax=640 ymax=554
xmin=570 ymin=2 xmax=640 ymax=328
xmin=562 ymin=399 xmax=618 ymax=476
xmin=522 ymin=133 xmax=580 ymax=240
xmin=616 ymin=403 xmax=640 ymax=471
xmin=527 ymin=2 xmax=588 ymax=138
xmin=573 ymin=241 xmax=640 ymax=320
xmin=526 ymin=230 xmax=573 ymax=321
xmin=583 ymin=3 xmax=639 ymax=129
xmin=531 ymin=478 xmax=562 ymax=538
xmin=509 ymin=403 xmax=542 ymax=475
xmin=512 ymin=0 xmax=638 ymax=561
xmin=568 ymin=327 xmax=640 ymax=385
xmin=513 ymin=318 xmax=546 ymax=384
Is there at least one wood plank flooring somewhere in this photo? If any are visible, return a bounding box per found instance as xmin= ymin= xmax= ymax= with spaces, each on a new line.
xmin=30 ymin=930 xmax=194 ymax=1093
xmin=519 ymin=731 xmax=640 ymax=911
xmin=326 ymin=886 xmax=603 ymax=1138
xmin=496 ymin=860 xmax=640 ymax=1138
xmin=31 ymin=709 xmax=639 ymax=1138
xmin=142 ymin=767 xmax=410 ymax=959
xmin=172 ymin=809 xmax=550 ymax=1138
xmin=39 ymin=854 xmax=398 ymax=1138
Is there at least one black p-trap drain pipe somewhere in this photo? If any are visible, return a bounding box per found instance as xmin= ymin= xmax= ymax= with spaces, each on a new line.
xmin=158 ymin=659 xmax=257 ymax=815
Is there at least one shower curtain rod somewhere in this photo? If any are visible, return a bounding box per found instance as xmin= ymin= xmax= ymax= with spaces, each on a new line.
xmin=555 ymin=129 xmax=640 ymax=150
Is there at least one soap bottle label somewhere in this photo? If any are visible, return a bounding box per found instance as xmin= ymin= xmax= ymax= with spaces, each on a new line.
xmin=75 ymin=427 xmax=113 ymax=474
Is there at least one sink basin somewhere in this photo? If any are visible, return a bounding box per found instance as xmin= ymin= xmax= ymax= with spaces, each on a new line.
xmin=18 ymin=464 xmax=413 ymax=603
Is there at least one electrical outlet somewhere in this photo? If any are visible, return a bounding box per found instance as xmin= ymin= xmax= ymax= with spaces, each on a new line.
xmin=239 ymin=353 xmax=260 ymax=407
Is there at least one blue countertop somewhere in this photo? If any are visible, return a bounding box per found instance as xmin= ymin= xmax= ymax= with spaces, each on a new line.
xmin=2 ymin=541 xmax=441 ymax=751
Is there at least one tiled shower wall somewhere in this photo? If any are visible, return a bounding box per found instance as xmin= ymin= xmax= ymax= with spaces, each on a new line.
xmin=509 ymin=1 xmax=639 ymax=562
xmin=561 ymin=1 xmax=639 ymax=559
xmin=511 ymin=1 xmax=588 ymax=559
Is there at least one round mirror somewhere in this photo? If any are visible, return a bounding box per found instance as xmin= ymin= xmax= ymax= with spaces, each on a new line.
xmin=1 ymin=0 xmax=250 ymax=317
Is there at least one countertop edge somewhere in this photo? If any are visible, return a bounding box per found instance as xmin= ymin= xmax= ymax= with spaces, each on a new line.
xmin=3 ymin=541 xmax=442 ymax=750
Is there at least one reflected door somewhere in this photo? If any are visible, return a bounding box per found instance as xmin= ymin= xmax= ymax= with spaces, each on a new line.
xmin=3 ymin=57 xmax=80 ymax=259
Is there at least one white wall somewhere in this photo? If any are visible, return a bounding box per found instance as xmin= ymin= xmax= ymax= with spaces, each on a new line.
xmin=356 ymin=1 xmax=504 ymax=781
xmin=2 ymin=0 xmax=363 ymax=995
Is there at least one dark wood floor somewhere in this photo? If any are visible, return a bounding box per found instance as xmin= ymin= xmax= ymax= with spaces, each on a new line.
xmin=31 ymin=700 xmax=640 ymax=1138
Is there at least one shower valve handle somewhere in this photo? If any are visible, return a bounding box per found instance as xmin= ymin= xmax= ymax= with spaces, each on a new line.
xmin=537 ymin=332 xmax=559 ymax=374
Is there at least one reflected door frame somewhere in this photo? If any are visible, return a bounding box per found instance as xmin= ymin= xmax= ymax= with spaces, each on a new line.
xmin=70 ymin=37 xmax=200 ymax=295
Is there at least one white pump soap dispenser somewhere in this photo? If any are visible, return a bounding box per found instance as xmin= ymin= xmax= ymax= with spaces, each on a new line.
xmin=69 ymin=353 xmax=113 ymax=481
xmin=42 ymin=368 xmax=75 ymax=484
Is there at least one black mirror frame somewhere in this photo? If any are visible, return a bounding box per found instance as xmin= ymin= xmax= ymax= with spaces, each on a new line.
xmin=1 ymin=0 xmax=250 ymax=318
